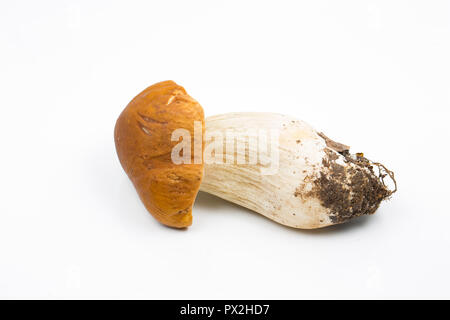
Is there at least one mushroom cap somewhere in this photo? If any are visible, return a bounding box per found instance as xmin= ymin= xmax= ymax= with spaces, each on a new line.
xmin=114 ymin=81 xmax=204 ymax=228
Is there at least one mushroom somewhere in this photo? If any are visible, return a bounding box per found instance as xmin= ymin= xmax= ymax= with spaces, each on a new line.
xmin=114 ymin=81 xmax=396 ymax=229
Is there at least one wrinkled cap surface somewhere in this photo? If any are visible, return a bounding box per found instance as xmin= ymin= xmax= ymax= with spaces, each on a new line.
xmin=114 ymin=81 xmax=204 ymax=228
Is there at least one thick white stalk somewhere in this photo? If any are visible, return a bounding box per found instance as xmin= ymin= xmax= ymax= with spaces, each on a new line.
xmin=199 ymin=113 xmax=393 ymax=229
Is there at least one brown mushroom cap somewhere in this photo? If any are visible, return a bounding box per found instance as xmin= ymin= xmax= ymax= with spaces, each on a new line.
xmin=114 ymin=81 xmax=204 ymax=228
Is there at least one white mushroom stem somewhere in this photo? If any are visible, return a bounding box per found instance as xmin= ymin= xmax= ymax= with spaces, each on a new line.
xmin=199 ymin=113 xmax=395 ymax=229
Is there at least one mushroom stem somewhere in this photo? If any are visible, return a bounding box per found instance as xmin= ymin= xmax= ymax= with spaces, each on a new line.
xmin=199 ymin=113 xmax=396 ymax=229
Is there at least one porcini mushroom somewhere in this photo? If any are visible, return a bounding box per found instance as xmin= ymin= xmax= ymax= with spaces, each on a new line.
xmin=114 ymin=81 xmax=396 ymax=229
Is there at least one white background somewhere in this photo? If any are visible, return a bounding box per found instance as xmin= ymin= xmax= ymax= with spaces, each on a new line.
xmin=1 ymin=0 xmax=449 ymax=299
